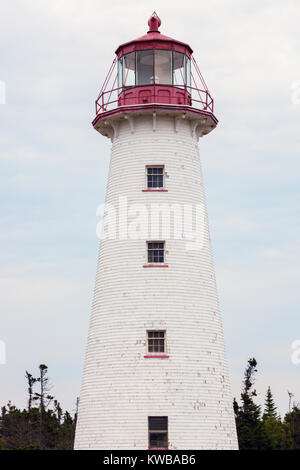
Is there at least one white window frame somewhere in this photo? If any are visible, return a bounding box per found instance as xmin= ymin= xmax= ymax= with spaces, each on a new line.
xmin=146 ymin=241 xmax=166 ymax=265
xmin=147 ymin=330 xmax=166 ymax=354
xmin=145 ymin=165 xmax=165 ymax=190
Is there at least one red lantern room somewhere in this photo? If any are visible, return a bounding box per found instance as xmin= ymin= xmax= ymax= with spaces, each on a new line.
xmin=93 ymin=12 xmax=217 ymax=134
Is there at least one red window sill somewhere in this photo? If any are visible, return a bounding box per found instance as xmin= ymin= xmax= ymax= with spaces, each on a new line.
xmin=143 ymin=264 xmax=168 ymax=268
xmin=144 ymin=355 xmax=169 ymax=359
xmin=142 ymin=189 xmax=168 ymax=192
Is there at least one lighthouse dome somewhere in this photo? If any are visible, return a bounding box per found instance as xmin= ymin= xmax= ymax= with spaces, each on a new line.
xmin=93 ymin=13 xmax=216 ymax=137
xmin=115 ymin=12 xmax=193 ymax=57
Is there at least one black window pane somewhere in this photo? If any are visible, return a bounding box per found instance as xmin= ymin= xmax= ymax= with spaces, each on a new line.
xmin=149 ymin=432 xmax=168 ymax=449
xmin=149 ymin=417 xmax=168 ymax=430
xmin=147 ymin=167 xmax=164 ymax=188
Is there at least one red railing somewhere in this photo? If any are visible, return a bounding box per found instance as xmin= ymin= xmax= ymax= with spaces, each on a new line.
xmin=95 ymin=84 xmax=214 ymax=116
xmin=94 ymin=55 xmax=215 ymax=117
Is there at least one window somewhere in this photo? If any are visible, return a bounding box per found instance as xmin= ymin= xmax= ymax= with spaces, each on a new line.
xmin=173 ymin=51 xmax=186 ymax=88
xmin=185 ymin=55 xmax=191 ymax=90
xmin=147 ymin=242 xmax=164 ymax=264
xmin=118 ymin=50 xmax=191 ymax=88
xmin=136 ymin=50 xmax=154 ymax=85
xmin=155 ymin=50 xmax=172 ymax=85
xmin=147 ymin=166 xmax=164 ymax=189
xmin=148 ymin=417 xmax=168 ymax=449
xmin=148 ymin=331 xmax=165 ymax=353
xmin=123 ymin=52 xmax=136 ymax=87
xmin=118 ymin=57 xmax=123 ymax=89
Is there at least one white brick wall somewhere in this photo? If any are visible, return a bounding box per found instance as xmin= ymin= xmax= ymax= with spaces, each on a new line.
xmin=74 ymin=112 xmax=238 ymax=450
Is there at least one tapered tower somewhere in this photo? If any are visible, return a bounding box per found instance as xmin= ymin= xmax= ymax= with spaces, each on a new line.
xmin=75 ymin=13 xmax=238 ymax=450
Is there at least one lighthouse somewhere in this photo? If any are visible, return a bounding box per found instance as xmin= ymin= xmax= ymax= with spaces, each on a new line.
xmin=75 ymin=13 xmax=238 ymax=450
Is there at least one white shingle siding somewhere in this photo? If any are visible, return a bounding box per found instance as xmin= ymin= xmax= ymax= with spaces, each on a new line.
xmin=74 ymin=112 xmax=238 ymax=450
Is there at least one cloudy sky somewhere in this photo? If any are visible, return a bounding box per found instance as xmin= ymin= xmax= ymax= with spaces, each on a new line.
xmin=1 ymin=0 xmax=300 ymax=417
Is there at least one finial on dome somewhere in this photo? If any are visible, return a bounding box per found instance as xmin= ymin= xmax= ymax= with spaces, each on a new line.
xmin=147 ymin=11 xmax=161 ymax=33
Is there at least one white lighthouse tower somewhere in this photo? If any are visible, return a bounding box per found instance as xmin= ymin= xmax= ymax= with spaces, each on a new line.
xmin=75 ymin=13 xmax=238 ymax=450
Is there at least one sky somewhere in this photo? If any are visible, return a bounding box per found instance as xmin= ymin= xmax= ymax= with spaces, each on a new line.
xmin=0 ymin=0 xmax=300 ymax=417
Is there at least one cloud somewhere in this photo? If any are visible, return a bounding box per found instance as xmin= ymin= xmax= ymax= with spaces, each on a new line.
xmin=0 ymin=0 xmax=299 ymax=417
xmin=0 ymin=267 xmax=91 ymax=410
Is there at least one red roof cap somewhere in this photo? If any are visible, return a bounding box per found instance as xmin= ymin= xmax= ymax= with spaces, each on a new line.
xmin=115 ymin=12 xmax=193 ymax=57
xmin=148 ymin=11 xmax=161 ymax=32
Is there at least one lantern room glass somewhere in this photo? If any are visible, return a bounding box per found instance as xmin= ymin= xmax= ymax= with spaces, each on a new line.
xmin=118 ymin=58 xmax=123 ymax=89
xmin=185 ymin=56 xmax=191 ymax=90
xmin=154 ymin=50 xmax=172 ymax=85
xmin=173 ymin=51 xmax=186 ymax=88
xmin=136 ymin=50 xmax=154 ymax=85
xmin=123 ymin=52 xmax=135 ymax=87
xmin=118 ymin=50 xmax=191 ymax=89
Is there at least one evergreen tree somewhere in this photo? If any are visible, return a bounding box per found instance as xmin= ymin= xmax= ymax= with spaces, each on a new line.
xmin=261 ymin=386 xmax=291 ymax=450
xmin=0 ymin=365 xmax=76 ymax=450
xmin=284 ymin=405 xmax=300 ymax=450
xmin=33 ymin=364 xmax=54 ymax=449
xmin=234 ymin=358 xmax=268 ymax=449
xmin=263 ymin=386 xmax=277 ymax=419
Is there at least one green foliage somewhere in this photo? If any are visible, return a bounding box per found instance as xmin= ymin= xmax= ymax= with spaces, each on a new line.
xmin=284 ymin=406 xmax=300 ymax=450
xmin=0 ymin=366 xmax=76 ymax=450
xmin=1 ymin=359 xmax=299 ymax=450
xmin=234 ymin=358 xmax=298 ymax=450
xmin=263 ymin=386 xmax=278 ymax=419
xmin=263 ymin=416 xmax=292 ymax=450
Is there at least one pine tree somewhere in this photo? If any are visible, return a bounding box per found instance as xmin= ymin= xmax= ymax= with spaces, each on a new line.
xmin=263 ymin=386 xmax=277 ymax=419
xmin=285 ymin=405 xmax=300 ymax=450
xmin=0 ymin=366 xmax=76 ymax=449
xmin=33 ymin=364 xmax=54 ymax=449
xmin=234 ymin=358 xmax=268 ymax=449
xmin=262 ymin=386 xmax=292 ymax=449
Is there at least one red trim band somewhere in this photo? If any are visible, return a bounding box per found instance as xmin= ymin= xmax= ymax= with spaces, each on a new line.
xmin=142 ymin=189 xmax=168 ymax=192
xmin=143 ymin=264 xmax=168 ymax=268
xmin=144 ymin=355 xmax=169 ymax=359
